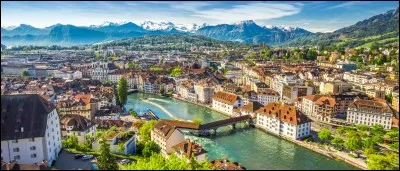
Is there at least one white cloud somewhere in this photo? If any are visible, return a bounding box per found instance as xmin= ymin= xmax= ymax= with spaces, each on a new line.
xmin=191 ymin=2 xmax=302 ymax=24
xmin=327 ymin=1 xmax=360 ymax=10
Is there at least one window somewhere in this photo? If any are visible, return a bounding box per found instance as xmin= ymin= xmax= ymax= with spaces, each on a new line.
xmin=31 ymin=154 xmax=37 ymax=158
xmin=12 ymin=139 xmax=18 ymax=143
xmin=13 ymin=148 xmax=19 ymax=152
xmin=30 ymin=146 xmax=36 ymax=150
xmin=14 ymin=155 xmax=20 ymax=160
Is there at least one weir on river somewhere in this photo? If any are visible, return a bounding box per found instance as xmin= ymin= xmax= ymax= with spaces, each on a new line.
xmin=141 ymin=99 xmax=182 ymax=120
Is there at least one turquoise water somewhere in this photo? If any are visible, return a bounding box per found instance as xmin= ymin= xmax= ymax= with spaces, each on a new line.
xmin=125 ymin=93 xmax=359 ymax=170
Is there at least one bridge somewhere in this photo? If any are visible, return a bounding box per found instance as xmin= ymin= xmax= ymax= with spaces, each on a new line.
xmin=158 ymin=115 xmax=253 ymax=136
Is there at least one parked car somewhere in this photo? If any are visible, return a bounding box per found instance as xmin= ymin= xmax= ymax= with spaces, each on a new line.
xmin=74 ymin=154 xmax=85 ymax=159
xmin=120 ymin=159 xmax=131 ymax=165
xmin=91 ymin=163 xmax=99 ymax=170
xmin=81 ymin=155 xmax=94 ymax=160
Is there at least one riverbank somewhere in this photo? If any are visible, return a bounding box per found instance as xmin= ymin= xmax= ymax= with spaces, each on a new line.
xmin=171 ymin=95 xmax=234 ymax=117
xmin=128 ymin=92 xmax=361 ymax=170
xmin=169 ymin=95 xmax=367 ymax=169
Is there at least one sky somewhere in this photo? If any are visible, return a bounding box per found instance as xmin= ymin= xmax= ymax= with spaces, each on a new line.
xmin=1 ymin=1 xmax=399 ymax=33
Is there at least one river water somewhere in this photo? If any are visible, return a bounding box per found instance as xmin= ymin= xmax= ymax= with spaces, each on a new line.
xmin=125 ymin=93 xmax=359 ymax=170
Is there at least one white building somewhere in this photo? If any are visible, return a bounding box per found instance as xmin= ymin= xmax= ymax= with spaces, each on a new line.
xmin=60 ymin=114 xmax=97 ymax=144
xmin=73 ymin=70 xmax=82 ymax=80
xmin=53 ymin=70 xmax=72 ymax=80
xmin=255 ymin=102 xmax=312 ymax=140
xmin=1 ymin=94 xmax=62 ymax=165
xmin=212 ymin=91 xmax=243 ymax=116
xmin=151 ymin=120 xmax=185 ymax=155
xmin=347 ymin=99 xmax=393 ymax=129
xmin=272 ymin=73 xmax=304 ymax=98
xmin=194 ymin=84 xmax=214 ymax=104
xmin=256 ymin=89 xmax=280 ymax=105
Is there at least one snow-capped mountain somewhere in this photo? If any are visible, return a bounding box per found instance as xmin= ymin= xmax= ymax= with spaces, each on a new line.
xmin=89 ymin=21 xmax=130 ymax=28
xmin=140 ymin=21 xmax=207 ymax=33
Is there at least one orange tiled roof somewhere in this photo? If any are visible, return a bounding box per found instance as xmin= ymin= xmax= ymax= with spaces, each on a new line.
xmin=256 ymin=102 xmax=311 ymax=125
xmin=213 ymin=91 xmax=241 ymax=105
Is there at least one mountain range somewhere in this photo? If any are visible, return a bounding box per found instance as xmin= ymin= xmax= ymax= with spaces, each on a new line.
xmin=1 ymin=7 xmax=398 ymax=47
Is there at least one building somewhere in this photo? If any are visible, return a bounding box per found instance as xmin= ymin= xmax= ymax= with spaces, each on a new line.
xmin=282 ymin=85 xmax=313 ymax=105
xmin=56 ymin=94 xmax=98 ymax=121
xmin=0 ymin=161 xmax=54 ymax=170
xmin=240 ymin=101 xmax=264 ymax=118
xmin=212 ymin=91 xmax=243 ymax=116
xmin=92 ymin=128 xmax=136 ymax=155
xmin=319 ymin=81 xmax=352 ymax=95
xmin=251 ymin=82 xmax=269 ymax=93
xmin=151 ymin=120 xmax=185 ymax=155
xmin=255 ymin=102 xmax=312 ymax=140
xmin=211 ymin=159 xmax=246 ymax=170
xmin=335 ymin=60 xmax=357 ymax=71
xmin=300 ymin=95 xmax=337 ymax=123
xmin=1 ymin=94 xmax=62 ymax=165
xmin=365 ymin=89 xmax=385 ymax=99
xmin=194 ymin=84 xmax=214 ymax=104
xmin=172 ymin=139 xmax=207 ymax=162
xmin=347 ymin=99 xmax=393 ymax=129
xmin=392 ymin=90 xmax=399 ymax=112
xmin=256 ymin=89 xmax=280 ymax=105
xmin=60 ymin=114 xmax=97 ymax=144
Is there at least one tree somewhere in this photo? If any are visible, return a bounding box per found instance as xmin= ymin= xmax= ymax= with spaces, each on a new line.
xmin=371 ymin=124 xmax=385 ymax=136
xmin=363 ymin=137 xmax=374 ymax=148
xmin=118 ymin=143 xmax=125 ymax=153
xmin=318 ymin=128 xmax=333 ymax=143
xmin=62 ymin=135 xmax=78 ymax=148
xmin=385 ymin=93 xmax=393 ymax=103
xmin=385 ymin=129 xmax=399 ymax=140
xmin=21 ymin=70 xmax=28 ymax=77
xmin=170 ymin=67 xmax=182 ymax=77
xmin=117 ymin=76 xmax=128 ymax=106
xmin=132 ymin=120 xmax=145 ymax=130
xmin=139 ymin=120 xmax=157 ymax=142
xmin=142 ymin=141 xmax=161 ymax=157
xmin=371 ymin=135 xmax=384 ymax=144
xmin=98 ymin=139 xmax=118 ymax=170
xmin=344 ymin=136 xmax=363 ymax=152
xmin=129 ymin=109 xmax=137 ymax=117
xmin=331 ymin=137 xmax=344 ymax=147
xmin=364 ymin=146 xmax=376 ymax=156
xmin=192 ymin=118 xmax=202 ymax=125
xmin=356 ymin=125 xmax=369 ymax=132
xmin=127 ymin=61 xmax=134 ymax=69
xmin=367 ymin=154 xmax=398 ymax=170
xmin=159 ymin=87 xmax=165 ymax=95
xmin=336 ymin=126 xmax=347 ymax=136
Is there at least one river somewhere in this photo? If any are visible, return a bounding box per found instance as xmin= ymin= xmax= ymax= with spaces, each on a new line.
xmin=125 ymin=93 xmax=359 ymax=170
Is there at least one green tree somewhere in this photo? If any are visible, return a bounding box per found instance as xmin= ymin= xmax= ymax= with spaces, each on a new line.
xmin=318 ymin=128 xmax=333 ymax=143
xmin=371 ymin=124 xmax=386 ymax=136
xmin=139 ymin=120 xmax=157 ymax=142
xmin=367 ymin=154 xmax=398 ymax=170
xmin=62 ymin=135 xmax=78 ymax=148
xmin=331 ymin=137 xmax=344 ymax=147
xmin=127 ymin=61 xmax=134 ymax=69
xmin=142 ymin=141 xmax=161 ymax=157
xmin=385 ymin=129 xmax=399 ymax=140
xmin=118 ymin=143 xmax=125 ymax=153
xmin=21 ymin=70 xmax=28 ymax=77
xmin=363 ymin=137 xmax=374 ymax=148
xmin=117 ymin=76 xmax=128 ymax=106
xmin=364 ymin=146 xmax=376 ymax=156
xmin=192 ymin=118 xmax=202 ymax=125
xmin=344 ymin=136 xmax=363 ymax=152
xmin=385 ymin=93 xmax=393 ymax=103
xmin=336 ymin=126 xmax=347 ymax=136
xmin=356 ymin=125 xmax=369 ymax=132
xmin=371 ymin=135 xmax=384 ymax=144
xmin=129 ymin=109 xmax=137 ymax=117
xmin=170 ymin=67 xmax=182 ymax=77
xmin=98 ymin=139 xmax=118 ymax=170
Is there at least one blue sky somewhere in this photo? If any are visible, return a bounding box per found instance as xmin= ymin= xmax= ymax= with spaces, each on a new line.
xmin=1 ymin=1 xmax=398 ymax=33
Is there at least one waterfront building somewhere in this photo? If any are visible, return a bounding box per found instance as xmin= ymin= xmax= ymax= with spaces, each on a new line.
xmin=151 ymin=120 xmax=185 ymax=155
xmin=1 ymin=94 xmax=62 ymax=165
xmin=172 ymin=139 xmax=207 ymax=162
xmin=212 ymin=91 xmax=244 ymax=116
xmin=194 ymin=83 xmax=214 ymax=104
xmin=211 ymin=159 xmax=246 ymax=170
xmin=347 ymin=99 xmax=393 ymax=129
xmin=240 ymin=101 xmax=264 ymax=118
xmin=255 ymin=102 xmax=312 ymax=140
xmin=60 ymin=114 xmax=97 ymax=144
